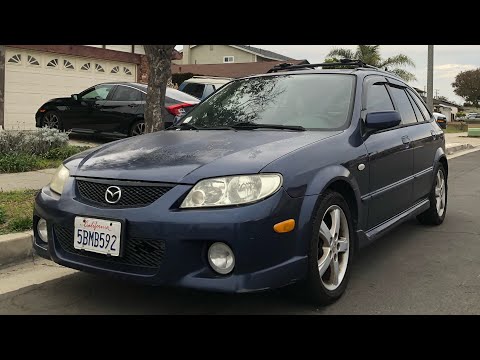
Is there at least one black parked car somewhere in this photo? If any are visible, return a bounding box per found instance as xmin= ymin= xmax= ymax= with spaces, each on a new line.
xmin=35 ymin=82 xmax=200 ymax=137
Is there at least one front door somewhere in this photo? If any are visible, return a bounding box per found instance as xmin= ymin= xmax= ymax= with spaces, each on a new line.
xmin=362 ymin=77 xmax=414 ymax=229
xmin=66 ymin=84 xmax=115 ymax=132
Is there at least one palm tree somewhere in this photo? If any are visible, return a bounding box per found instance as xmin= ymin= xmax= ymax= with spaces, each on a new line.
xmin=326 ymin=45 xmax=416 ymax=82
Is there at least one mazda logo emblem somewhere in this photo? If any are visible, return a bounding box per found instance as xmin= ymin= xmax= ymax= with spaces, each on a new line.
xmin=105 ymin=186 xmax=122 ymax=204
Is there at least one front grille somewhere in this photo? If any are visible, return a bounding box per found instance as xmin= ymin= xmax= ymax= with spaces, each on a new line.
xmin=76 ymin=179 xmax=173 ymax=208
xmin=55 ymin=225 xmax=166 ymax=268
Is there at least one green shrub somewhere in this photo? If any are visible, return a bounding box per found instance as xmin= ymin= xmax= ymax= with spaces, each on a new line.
xmin=44 ymin=145 xmax=89 ymax=160
xmin=0 ymin=208 xmax=6 ymax=225
xmin=8 ymin=216 xmax=33 ymax=232
xmin=172 ymin=73 xmax=196 ymax=87
xmin=0 ymin=128 xmax=69 ymax=157
xmin=0 ymin=154 xmax=40 ymax=173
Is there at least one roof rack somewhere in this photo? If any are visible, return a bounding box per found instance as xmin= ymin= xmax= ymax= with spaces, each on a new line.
xmin=267 ymin=59 xmax=380 ymax=73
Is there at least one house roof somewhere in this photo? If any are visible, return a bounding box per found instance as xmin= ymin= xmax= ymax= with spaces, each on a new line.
xmin=172 ymin=60 xmax=309 ymax=79
xmin=229 ymin=45 xmax=293 ymax=61
xmin=180 ymin=45 xmax=294 ymax=61
xmin=171 ymin=49 xmax=182 ymax=60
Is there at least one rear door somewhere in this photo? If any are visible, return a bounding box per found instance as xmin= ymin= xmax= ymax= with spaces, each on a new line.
xmin=362 ymin=76 xmax=414 ymax=229
xmin=404 ymin=86 xmax=442 ymax=203
xmin=100 ymin=85 xmax=143 ymax=134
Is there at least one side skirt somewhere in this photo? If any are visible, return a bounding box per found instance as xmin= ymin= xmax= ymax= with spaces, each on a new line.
xmin=356 ymin=199 xmax=430 ymax=248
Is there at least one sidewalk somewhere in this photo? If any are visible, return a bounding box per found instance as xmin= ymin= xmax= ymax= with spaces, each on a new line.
xmin=0 ymin=132 xmax=479 ymax=193
xmin=0 ymin=168 xmax=57 ymax=192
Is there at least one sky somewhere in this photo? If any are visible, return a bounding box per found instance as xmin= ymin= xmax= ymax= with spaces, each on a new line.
xmin=176 ymin=45 xmax=480 ymax=105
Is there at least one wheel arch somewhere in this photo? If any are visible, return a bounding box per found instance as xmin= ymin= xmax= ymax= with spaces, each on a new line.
xmin=296 ymin=165 xmax=364 ymax=257
xmin=434 ymin=147 xmax=448 ymax=176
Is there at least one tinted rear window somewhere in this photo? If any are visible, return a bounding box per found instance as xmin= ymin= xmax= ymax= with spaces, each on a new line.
xmin=181 ymin=74 xmax=356 ymax=130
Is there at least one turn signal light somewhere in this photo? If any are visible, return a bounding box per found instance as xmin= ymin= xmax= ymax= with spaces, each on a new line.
xmin=273 ymin=219 xmax=296 ymax=233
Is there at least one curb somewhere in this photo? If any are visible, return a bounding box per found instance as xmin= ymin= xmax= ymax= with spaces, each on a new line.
xmin=446 ymin=143 xmax=475 ymax=155
xmin=0 ymin=231 xmax=33 ymax=269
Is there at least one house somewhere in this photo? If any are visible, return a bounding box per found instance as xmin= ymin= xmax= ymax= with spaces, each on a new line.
xmin=0 ymin=45 xmax=185 ymax=130
xmin=177 ymin=45 xmax=294 ymax=65
xmin=413 ymin=87 xmax=460 ymax=121
xmin=172 ymin=59 xmax=310 ymax=80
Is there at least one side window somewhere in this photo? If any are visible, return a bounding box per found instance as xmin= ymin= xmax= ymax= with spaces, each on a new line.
xmin=182 ymin=83 xmax=205 ymax=99
xmin=203 ymin=84 xmax=215 ymax=98
xmin=406 ymin=88 xmax=432 ymax=121
xmin=111 ymin=86 xmax=142 ymax=101
xmin=406 ymin=91 xmax=425 ymax=122
xmin=81 ymin=85 xmax=114 ymax=100
xmin=388 ymin=86 xmax=417 ymax=125
xmin=366 ymin=83 xmax=394 ymax=112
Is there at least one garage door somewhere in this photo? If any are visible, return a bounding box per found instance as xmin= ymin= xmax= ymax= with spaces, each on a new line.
xmin=4 ymin=47 xmax=137 ymax=130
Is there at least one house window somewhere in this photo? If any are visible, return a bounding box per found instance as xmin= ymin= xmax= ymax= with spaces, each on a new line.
xmin=95 ymin=63 xmax=105 ymax=72
xmin=223 ymin=56 xmax=234 ymax=63
xmin=27 ymin=55 xmax=40 ymax=66
xmin=46 ymin=59 xmax=59 ymax=68
xmin=111 ymin=66 xmax=120 ymax=74
xmin=7 ymin=54 xmax=22 ymax=64
xmin=123 ymin=67 xmax=132 ymax=75
xmin=63 ymin=59 xmax=75 ymax=70
xmin=81 ymin=63 xmax=91 ymax=71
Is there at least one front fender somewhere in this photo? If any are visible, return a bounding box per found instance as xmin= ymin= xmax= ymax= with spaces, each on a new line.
xmin=292 ymin=165 xmax=365 ymax=257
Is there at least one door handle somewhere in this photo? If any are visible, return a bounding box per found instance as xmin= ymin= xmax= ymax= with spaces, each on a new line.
xmin=128 ymin=103 xmax=139 ymax=108
xmin=401 ymin=135 xmax=411 ymax=147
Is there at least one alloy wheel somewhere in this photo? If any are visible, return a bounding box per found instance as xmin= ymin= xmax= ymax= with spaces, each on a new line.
xmin=132 ymin=122 xmax=145 ymax=136
xmin=435 ymin=169 xmax=446 ymax=217
xmin=44 ymin=113 xmax=59 ymax=129
xmin=317 ymin=205 xmax=350 ymax=291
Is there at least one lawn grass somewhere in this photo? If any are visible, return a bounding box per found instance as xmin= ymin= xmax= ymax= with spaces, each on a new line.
xmin=444 ymin=127 xmax=467 ymax=133
xmin=0 ymin=145 xmax=88 ymax=173
xmin=0 ymin=189 xmax=38 ymax=235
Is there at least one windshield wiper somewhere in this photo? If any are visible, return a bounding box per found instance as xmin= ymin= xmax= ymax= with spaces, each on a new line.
xmin=166 ymin=123 xmax=199 ymax=130
xmin=230 ymin=122 xmax=306 ymax=131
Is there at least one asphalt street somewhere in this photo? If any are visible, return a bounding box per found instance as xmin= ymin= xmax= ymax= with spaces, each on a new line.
xmin=1 ymin=151 xmax=480 ymax=314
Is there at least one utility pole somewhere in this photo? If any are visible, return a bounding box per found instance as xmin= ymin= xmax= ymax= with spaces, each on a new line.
xmin=427 ymin=45 xmax=434 ymax=113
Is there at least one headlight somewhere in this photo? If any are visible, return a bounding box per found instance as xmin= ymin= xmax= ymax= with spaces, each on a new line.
xmin=181 ymin=173 xmax=282 ymax=208
xmin=49 ymin=164 xmax=70 ymax=195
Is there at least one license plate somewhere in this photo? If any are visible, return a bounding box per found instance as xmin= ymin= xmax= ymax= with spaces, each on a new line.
xmin=74 ymin=217 xmax=122 ymax=256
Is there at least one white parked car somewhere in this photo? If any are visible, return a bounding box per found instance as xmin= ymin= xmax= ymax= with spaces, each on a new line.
xmin=178 ymin=76 xmax=232 ymax=100
xmin=433 ymin=112 xmax=447 ymax=129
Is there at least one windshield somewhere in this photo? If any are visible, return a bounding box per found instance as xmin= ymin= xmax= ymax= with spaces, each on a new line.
xmin=179 ymin=74 xmax=355 ymax=130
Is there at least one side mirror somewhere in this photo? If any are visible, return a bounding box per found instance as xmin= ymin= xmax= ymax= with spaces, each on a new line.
xmin=365 ymin=110 xmax=401 ymax=130
xmin=71 ymin=94 xmax=78 ymax=101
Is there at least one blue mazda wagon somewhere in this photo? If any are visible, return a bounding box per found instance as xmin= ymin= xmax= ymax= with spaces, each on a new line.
xmin=33 ymin=60 xmax=448 ymax=305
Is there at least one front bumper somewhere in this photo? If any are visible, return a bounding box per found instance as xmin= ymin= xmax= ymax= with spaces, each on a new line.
xmin=35 ymin=111 xmax=43 ymax=127
xmin=33 ymin=178 xmax=312 ymax=293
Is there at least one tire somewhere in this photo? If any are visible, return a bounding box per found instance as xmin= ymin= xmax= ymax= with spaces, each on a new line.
xmin=303 ymin=190 xmax=355 ymax=305
xmin=417 ymin=163 xmax=447 ymax=225
xmin=42 ymin=111 xmax=63 ymax=130
xmin=129 ymin=120 xmax=145 ymax=137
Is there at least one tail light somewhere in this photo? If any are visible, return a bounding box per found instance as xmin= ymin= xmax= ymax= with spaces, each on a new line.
xmin=166 ymin=103 xmax=195 ymax=117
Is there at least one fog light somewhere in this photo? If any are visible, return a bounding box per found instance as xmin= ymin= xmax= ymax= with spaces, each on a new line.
xmin=208 ymin=242 xmax=235 ymax=275
xmin=37 ymin=218 xmax=48 ymax=243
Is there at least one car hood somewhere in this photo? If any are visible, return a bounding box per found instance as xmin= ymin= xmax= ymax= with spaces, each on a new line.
xmin=68 ymin=130 xmax=341 ymax=184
